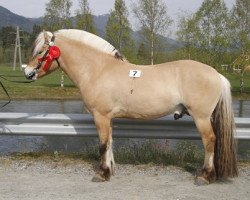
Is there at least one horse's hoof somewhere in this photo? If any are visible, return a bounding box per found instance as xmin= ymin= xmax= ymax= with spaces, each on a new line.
xmin=195 ymin=176 xmax=209 ymax=186
xmin=91 ymin=173 xmax=106 ymax=182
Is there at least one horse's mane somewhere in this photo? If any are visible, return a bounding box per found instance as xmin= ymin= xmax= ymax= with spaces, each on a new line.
xmin=33 ymin=29 xmax=124 ymax=61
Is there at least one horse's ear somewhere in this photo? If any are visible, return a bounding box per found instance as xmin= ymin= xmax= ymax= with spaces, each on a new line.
xmin=43 ymin=30 xmax=49 ymax=43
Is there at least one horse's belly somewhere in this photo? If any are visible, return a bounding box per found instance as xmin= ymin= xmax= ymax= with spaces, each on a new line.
xmin=124 ymin=94 xmax=180 ymax=119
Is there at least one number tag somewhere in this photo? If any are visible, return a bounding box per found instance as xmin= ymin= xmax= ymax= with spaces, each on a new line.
xmin=129 ymin=70 xmax=141 ymax=78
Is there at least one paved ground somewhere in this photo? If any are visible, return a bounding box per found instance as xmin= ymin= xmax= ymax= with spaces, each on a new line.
xmin=0 ymin=157 xmax=249 ymax=200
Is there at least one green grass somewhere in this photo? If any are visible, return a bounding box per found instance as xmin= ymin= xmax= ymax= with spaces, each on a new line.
xmin=0 ymin=63 xmax=81 ymax=99
xmin=221 ymin=70 xmax=250 ymax=99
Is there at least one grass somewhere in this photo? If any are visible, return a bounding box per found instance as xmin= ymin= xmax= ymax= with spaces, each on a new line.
xmin=0 ymin=63 xmax=81 ymax=100
xmin=10 ymin=139 xmax=205 ymax=173
xmin=9 ymin=139 xmax=249 ymax=173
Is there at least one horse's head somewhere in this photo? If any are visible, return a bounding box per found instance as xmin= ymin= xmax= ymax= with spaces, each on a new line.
xmin=24 ymin=31 xmax=61 ymax=80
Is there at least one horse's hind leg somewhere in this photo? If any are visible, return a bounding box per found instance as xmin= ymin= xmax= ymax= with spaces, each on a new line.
xmin=194 ymin=117 xmax=216 ymax=185
xmin=92 ymin=113 xmax=115 ymax=182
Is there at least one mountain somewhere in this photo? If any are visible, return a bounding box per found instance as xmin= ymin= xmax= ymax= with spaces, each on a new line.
xmin=94 ymin=14 xmax=109 ymax=37
xmin=0 ymin=6 xmax=41 ymax=32
xmin=70 ymin=14 xmax=109 ymax=37
xmin=0 ymin=6 xmax=182 ymax=51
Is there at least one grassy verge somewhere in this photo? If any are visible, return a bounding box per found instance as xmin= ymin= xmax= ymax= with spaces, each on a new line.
xmin=9 ymin=139 xmax=249 ymax=173
xmin=10 ymin=140 xmax=205 ymax=173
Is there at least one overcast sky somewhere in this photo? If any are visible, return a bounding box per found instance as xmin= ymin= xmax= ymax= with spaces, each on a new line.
xmin=0 ymin=0 xmax=235 ymax=18
xmin=0 ymin=0 xmax=235 ymax=35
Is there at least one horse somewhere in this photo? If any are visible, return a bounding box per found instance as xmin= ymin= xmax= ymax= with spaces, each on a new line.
xmin=24 ymin=29 xmax=238 ymax=185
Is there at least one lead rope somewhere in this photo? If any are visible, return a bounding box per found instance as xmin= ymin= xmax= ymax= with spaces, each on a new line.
xmin=0 ymin=75 xmax=33 ymax=83
xmin=0 ymin=79 xmax=11 ymax=108
xmin=0 ymin=75 xmax=33 ymax=108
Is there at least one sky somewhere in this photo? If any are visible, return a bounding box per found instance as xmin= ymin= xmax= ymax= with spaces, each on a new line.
xmin=0 ymin=0 xmax=235 ymax=18
xmin=0 ymin=0 xmax=236 ymax=34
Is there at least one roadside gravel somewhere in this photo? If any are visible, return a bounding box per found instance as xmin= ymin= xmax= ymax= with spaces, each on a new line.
xmin=0 ymin=156 xmax=249 ymax=200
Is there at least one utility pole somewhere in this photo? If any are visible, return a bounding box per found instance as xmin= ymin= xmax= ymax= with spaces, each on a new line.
xmin=13 ymin=26 xmax=22 ymax=71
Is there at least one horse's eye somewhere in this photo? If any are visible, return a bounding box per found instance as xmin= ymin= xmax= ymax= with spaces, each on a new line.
xmin=38 ymin=51 xmax=43 ymax=54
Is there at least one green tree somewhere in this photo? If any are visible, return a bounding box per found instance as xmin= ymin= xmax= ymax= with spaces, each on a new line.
xmin=177 ymin=0 xmax=230 ymax=66
xmin=43 ymin=0 xmax=73 ymax=31
xmin=0 ymin=27 xmax=31 ymax=63
xmin=0 ymin=26 xmax=16 ymax=54
xmin=133 ymin=0 xmax=172 ymax=65
xmin=176 ymin=13 xmax=198 ymax=60
xmin=230 ymin=0 xmax=250 ymax=51
xmin=105 ymin=0 xmax=133 ymax=53
xmin=0 ymin=26 xmax=16 ymax=63
xmin=29 ymin=25 xmax=42 ymax=46
xmin=76 ymin=0 xmax=96 ymax=34
xmin=137 ymin=43 xmax=148 ymax=62
xmin=195 ymin=0 xmax=230 ymax=53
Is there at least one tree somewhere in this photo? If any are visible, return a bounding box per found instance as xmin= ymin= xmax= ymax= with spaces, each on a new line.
xmin=133 ymin=0 xmax=172 ymax=65
xmin=195 ymin=0 xmax=230 ymax=53
xmin=43 ymin=0 xmax=73 ymax=31
xmin=76 ymin=0 xmax=96 ymax=34
xmin=176 ymin=13 xmax=198 ymax=60
xmin=0 ymin=26 xmax=16 ymax=54
xmin=229 ymin=0 xmax=250 ymax=94
xmin=43 ymin=0 xmax=73 ymax=88
xmin=176 ymin=0 xmax=231 ymax=65
xmin=0 ymin=26 xmax=16 ymax=63
xmin=137 ymin=43 xmax=148 ymax=61
xmin=29 ymin=25 xmax=42 ymax=46
xmin=105 ymin=0 xmax=133 ymax=53
xmin=230 ymin=0 xmax=250 ymax=51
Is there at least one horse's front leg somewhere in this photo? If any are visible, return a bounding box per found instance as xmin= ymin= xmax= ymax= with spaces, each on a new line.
xmin=92 ymin=112 xmax=115 ymax=182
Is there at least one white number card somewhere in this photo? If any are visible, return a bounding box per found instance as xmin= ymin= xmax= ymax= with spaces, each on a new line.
xmin=129 ymin=70 xmax=141 ymax=78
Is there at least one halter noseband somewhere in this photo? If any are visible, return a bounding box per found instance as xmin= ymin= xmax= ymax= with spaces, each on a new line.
xmin=26 ymin=34 xmax=61 ymax=80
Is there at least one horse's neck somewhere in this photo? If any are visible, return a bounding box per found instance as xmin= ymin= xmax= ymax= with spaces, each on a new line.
xmin=57 ymin=38 xmax=105 ymax=87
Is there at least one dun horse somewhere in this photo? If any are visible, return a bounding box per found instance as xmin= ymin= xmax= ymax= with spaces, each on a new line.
xmin=24 ymin=29 xmax=238 ymax=185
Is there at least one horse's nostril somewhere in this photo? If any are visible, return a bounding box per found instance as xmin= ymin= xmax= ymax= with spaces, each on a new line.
xmin=26 ymin=71 xmax=36 ymax=80
xmin=24 ymin=67 xmax=36 ymax=80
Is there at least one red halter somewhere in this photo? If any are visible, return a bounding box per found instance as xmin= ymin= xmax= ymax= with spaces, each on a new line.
xmin=38 ymin=45 xmax=60 ymax=72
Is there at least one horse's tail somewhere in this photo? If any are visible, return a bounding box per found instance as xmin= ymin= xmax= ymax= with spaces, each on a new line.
xmin=211 ymin=74 xmax=238 ymax=179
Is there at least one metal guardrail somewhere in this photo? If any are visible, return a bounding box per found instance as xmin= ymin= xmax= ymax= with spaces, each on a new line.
xmin=0 ymin=112 xmax=249 ymax=140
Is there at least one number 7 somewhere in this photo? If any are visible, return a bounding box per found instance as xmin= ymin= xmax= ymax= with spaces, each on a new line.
xmin=133 ymin=71 xmax=137 ymax=76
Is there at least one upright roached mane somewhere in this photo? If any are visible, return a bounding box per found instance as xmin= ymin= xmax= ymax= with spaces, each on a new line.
xmin=32 ymin=29 xmax=124 ymax=60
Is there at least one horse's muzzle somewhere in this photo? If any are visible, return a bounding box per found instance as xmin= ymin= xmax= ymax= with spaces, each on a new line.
xmin=24 ymin=66 xmax=37 ymax=80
